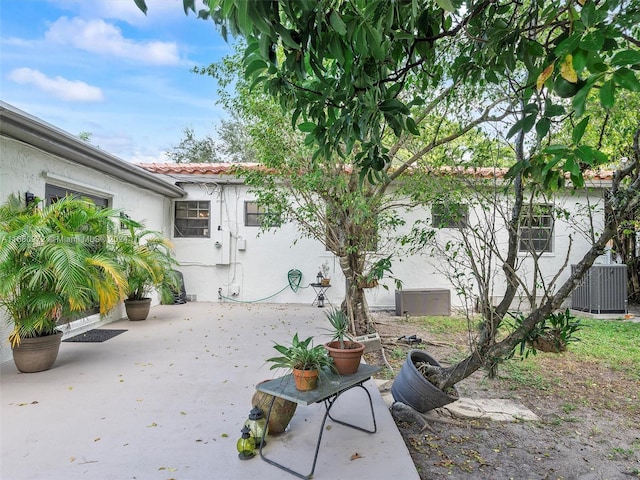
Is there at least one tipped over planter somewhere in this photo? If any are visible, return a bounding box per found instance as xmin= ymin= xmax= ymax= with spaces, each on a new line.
xmin=391 ymin=350 xmax=459 ymax=413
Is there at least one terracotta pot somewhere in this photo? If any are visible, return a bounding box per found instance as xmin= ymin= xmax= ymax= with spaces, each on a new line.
xmin=252 ymin=381 xmax=298 ymax=435
xmin=292 ymin=368 xmax=319 ymax=391
xmin=533 ymin=335 xmax=567 ymax=353
xmin=391 ymin=350 xmax=459 ymax=413
xmin=324 ymin=341 xmax=365 ymax=375
xmin=11 ymin=331 xmax=63 ymax=373
xmin=124 ymin=298 xmax=152 ymax=321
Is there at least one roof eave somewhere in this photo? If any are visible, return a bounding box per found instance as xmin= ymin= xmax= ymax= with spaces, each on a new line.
xmin=0 ymin=102 xmax=185 ymax=199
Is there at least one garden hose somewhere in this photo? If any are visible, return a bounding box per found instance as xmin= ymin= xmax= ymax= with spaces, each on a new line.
xmin=218 ymin=269 xmax=307 ymax=303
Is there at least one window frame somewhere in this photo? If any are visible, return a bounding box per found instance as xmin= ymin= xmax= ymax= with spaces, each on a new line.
xmin=518 ymin=204 xmax=554 ymax=254
xmin=174 ymin=200 xmax=211 ymax=238
xmin=244 ymin=201 xmax=281 ymax=228
xmin=431 ymin=202 xmax=469 ymax=229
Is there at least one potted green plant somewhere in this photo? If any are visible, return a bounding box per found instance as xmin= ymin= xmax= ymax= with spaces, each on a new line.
xmin=322 ymin=308 xmax=365 ymax=374
xmin=319 ymin=261 xmax=331 ymax=286
xmin=531 ymin=309 xmax=582 ymax=353
xmin=116 ymin=219 xmax=180 ymax=321
xmin=0 ymin=194 xmax=127 ymax=373
xmin=266 ymin=334 xmax=334 ymax=391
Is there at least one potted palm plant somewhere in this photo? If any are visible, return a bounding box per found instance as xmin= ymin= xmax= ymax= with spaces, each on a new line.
xmin=116 ymin=219 xmax=180 ymax=321
xmin=0 ymin=194 xmax=127 ymax=373
xmin=266 ymin=334 xmax=334 ymax=391
xmin=322 ymin=308 xmax=365 ymax=374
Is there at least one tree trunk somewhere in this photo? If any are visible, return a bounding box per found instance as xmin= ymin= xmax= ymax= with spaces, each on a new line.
xmin=427 ymin=129 xmax=640 ymax=392
xmin=338 ymin=252 xmax=373 ymax=336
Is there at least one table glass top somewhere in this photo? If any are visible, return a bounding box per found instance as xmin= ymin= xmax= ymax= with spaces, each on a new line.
xmin=256 ymin=364 xmax=381 ymax=406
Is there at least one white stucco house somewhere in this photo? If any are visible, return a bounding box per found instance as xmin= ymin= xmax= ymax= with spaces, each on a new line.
xmin=0 ymin=101 xmax=618 ymax=364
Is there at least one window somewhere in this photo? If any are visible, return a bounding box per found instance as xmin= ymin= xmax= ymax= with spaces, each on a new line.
xmin=432 ymin=203 xmax=469 ymax=229
xmin=519 ymin=204 xmax=554 ymax=253
xmin=174 ymin=201 xmax=210 ymax=237
xmin=245 ymin=201 xmax=280 ymax=227
xmin=45 ymin=184 xmax=108 ymax=321
xmin=45 ymin=184 xmax=109 ymax=207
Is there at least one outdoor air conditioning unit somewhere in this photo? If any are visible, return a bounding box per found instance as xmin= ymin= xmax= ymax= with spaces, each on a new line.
xmin=571 ymin=264 xmax=627 ymax=314
xmin=395 ymin=289 xmax=451 ymax=316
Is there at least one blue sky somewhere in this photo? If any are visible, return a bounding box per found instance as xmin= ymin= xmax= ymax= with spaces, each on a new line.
xmin=1 ymin=0 xmax=237 ymax=163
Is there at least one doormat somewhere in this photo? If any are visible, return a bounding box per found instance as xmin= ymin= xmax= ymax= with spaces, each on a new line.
xmin=63 ymin=329 xmax=127 ymax=343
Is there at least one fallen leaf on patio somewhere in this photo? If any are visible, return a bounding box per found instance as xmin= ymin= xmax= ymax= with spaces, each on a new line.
xmin=221 ymin=433 xmax=228 ymax=438
xmin=94 ymin=437 xmax=101 ymax=442
xmin=148 ymin=422 xmax=158 ymax=427
xmin=350 ymin=452 xmax=363 ymax=461
xmin=31 ymin=401 xmax=39 ymax=404
xmin=68 ymin=386 xmax=73 ymax=391
xmin=180 ymin=411 xmax=187 ymax=416
xmin=158 ymin=466 xmax=177 ymax=472
xmin=69 ymin=457 xmax=75 ymax=463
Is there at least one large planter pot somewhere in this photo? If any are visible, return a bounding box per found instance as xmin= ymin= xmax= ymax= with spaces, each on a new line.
xmin=11 ymin=331 xmax=63 ymax=373
xmin=324 ymin=341 xmax=365 ymax=375
xmin=124 ymin=298 xmax=152 ymax=321
xmin=252 ymin=380 xmax=298 ymax=435
xmin=391 ymin=350 xmax=459 ymax=413
xmin=292 ymin=368 xmax=319 ymax=391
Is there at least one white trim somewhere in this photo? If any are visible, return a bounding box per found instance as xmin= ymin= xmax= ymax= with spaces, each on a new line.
xmin=43 ymin=172 xmax=115 ymax=200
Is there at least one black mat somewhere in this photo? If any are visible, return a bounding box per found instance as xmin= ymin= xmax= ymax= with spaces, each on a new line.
xmin=63 ymin=329 xmax=127 ymax=343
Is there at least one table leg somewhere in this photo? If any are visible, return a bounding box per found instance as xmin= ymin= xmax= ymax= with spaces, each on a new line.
xmin=259 ymin=383 xmax=377 ymax=479
xmin=325 ymin=384 xmax=377 ymax=434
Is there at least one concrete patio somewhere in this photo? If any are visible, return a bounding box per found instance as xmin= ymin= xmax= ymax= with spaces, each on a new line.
xmin=1 ymin=302 xmax=420 ymax=480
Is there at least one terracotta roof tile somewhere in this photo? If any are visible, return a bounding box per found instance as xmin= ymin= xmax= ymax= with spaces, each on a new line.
xmin=136 ymin=162 xmax=614 ymax=181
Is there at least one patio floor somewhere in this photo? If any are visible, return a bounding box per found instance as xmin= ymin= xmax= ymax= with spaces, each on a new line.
xmin=1 ymin=302 xmax=419 ymax=480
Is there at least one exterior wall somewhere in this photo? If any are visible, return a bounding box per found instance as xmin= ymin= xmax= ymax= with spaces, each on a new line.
xmin=171 ymin=183 xmax=343 ymax=305
xmin=0 ymin=136 xmax=171 ymax=363
xmin=169 ymin=180 xmax=606 ymax=314
xmin=379 ymin=189 xmax=606 ymax=312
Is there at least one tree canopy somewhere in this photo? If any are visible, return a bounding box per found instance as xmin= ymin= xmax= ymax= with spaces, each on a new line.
xmin=138 ymin=0 xmax=639 ymax=185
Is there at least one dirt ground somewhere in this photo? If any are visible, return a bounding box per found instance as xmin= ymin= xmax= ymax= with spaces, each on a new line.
xmin=365 ymin=311 xmax=640 ymax=480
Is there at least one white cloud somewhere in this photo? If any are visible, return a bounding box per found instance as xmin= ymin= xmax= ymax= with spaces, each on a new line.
xmin=45 ymin=17 xmax=181 ymax=65
xmin=48 ymin=0 xmax=180 ymax=26
xmin=8 ymin=68 xmax=104 ymax=102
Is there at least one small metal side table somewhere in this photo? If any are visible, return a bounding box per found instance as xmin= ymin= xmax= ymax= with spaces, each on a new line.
xmin=256 ymin=364 xmax=382 ymax=479
xmin=309 ymin=283 xmax=332 ymax=307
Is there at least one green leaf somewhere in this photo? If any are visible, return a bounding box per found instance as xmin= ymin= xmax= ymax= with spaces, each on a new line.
xmin=134 ymin=0 xmax=148 ymax=14
xmin=436 ymin=0 xmax=455 ymax=12
xmin=544 ymin=103 xmax=566 ymax=118
xmin=379 ymin=98 xmax=409 ymax=114
xmin=406 ymin=116 xmax=420 ymax=135
xmin=611 ymin=49 xmax=640 ymax=67
xmin=599 ymin=79 xmax=615 ymax=109
xmin=522 ymin=113 xmax=537 ymax=134
xmin=613 ymin=68 xmax=640 ymax=92
xmin=543 ymin=144 xmax=568 ymax=154
xmin=535 ymin=117 xmax=551 ymax=138
xmin=298 ymin=122 xmax=316 ymax=133
xmin=274 ymin=24 xmax=300 ymax=50
xmin=580 ymin=1 xmax=596 ymax=27
xmin=244 ymin=59 xmax=267 ymax=78
xmin=572 ymin=117 xmax=590 ymax=144
xmin=506 ymin=117 xmax=525 ymax=139
xmin=329 ymin=11 xmax=347 ymax=36
xmin=182 ymin=0 xmax=195 ymax=15
xmin=572 ymin=82 xmax=591 ymax=117
xmin=579 ymin=30 xmax=604 ymax=52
